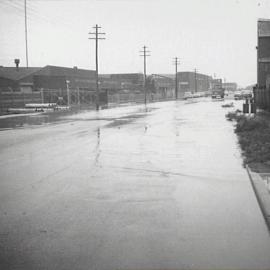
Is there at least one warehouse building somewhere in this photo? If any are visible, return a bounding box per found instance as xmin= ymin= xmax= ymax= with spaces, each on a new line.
xmin=0 ymin=65 xmax=98 ymax=109
xmin=222 ymin=82 xmax=237 ymax=92
xmin=177 ymin=71 xmax=212 ymax=97
xmin=257 ymin=18 xmax=270 ymax=88
xmin=254 ymin=18 xmax=270 ymax=110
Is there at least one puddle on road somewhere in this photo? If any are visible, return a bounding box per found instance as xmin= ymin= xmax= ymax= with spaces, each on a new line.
xmin=104 ymin=113 xmax=149 ymax=128
xmin=0 ymin=105 xmax=156 ymax=130
xmin=0 ymin=110 xmax=75 ymax=130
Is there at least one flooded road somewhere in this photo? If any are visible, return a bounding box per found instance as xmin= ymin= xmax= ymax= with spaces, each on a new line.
xmin=0 ymin=99 xmax=270 ymax=270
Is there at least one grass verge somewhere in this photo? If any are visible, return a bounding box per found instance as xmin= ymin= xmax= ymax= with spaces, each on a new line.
xmin=226 ymin=110 xmax=270 ymax=173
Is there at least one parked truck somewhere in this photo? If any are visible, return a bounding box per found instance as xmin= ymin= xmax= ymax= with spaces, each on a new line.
xmin=211 ymin=88 xmax=225 ymax=100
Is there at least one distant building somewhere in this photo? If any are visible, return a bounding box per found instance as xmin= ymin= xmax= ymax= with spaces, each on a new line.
xmin=110 ymin=73 xmax=144 ymax=85
xmin=210 ymin=78 xmax=222 ymax=90
xmin=0 ymin=65 xmax=97 ymax=92
xmin=222 ymin=82 xmax=237 ymax=92
xmin=33 ymin=65 xmax=96 ymax=91
xmin=0 ymin=66 xmax=42 ymax=93
xmin=147 ymin=74 xmax=175 ymax=100
xmin=177 ymin=71 xmax=212 ymax=97
xmin=257 ymin=18 xmax=270 ymax=87
xmin=0 ymin=65 xmax=98 ymax=109
xmin=100 ymin=73 xmax=144 ymax=92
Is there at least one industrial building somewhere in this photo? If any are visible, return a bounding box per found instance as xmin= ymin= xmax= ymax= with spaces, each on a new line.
xmin=257 ymin=19 xmax=270 ymax=88
xmin=254 ymin=18 xmax=270 ymax=110
xmin=0 ymin=65 xmax=97 ymax=92
xmin=210 ymin=78 xmax=223 ymax=90
xmin=147 ymin=74 xmax=175 ymax=100
xmin=222 ymin=82 xmax=237 ymax=92
xmin=177 ymin=71 xmax=212 ymax=97
xmin=0 ymin=65 xmax=176 ymax=111
xmin=0 ymin=65 xmax=100 ymax=110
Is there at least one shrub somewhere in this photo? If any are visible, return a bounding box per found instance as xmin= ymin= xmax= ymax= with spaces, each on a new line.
xmin=235 ymin=116 xmax=268 ymax=133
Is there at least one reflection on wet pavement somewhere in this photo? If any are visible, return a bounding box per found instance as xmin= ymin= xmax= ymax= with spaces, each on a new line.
xmin=1 ymin=99 xmax=270 ymax=270
xmin=0 ymin=105 xmax=156 ymax=130
xmin=95 ymin=128 xmax=101 ymax=165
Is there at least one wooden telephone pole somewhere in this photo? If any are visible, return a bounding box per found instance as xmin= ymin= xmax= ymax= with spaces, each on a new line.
xmin=24 ymin=0 xmax=29 ymax=67
xmin=140 ymin=46 xmax=150 ymax=105
xmin=173 ymin=57 xmax=180 ymax=99
xmin=89 ymin=25 xmax=106 ymax=110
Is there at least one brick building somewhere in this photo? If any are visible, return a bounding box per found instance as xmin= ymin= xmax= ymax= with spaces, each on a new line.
xmin=254 ymin=19 xmax=270 ymax=110
xmin=147 ymin=74 xmax=175 ymax=100
xmin=257 ymin=19 xmax=270 ymax=87
xmin=177 ymin=71 xmax=212 ymax=96
xmin=222 ymin=82 xmax=237 ymax=92
xmin=0 ymin=65 xmax=98 ymax=109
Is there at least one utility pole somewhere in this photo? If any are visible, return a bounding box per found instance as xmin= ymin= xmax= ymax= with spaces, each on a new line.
xmin=194 ymin=68 xmax=198 ymax=93
xmin=24 ymin=0 xmax=29 ymax=68
xmin=140 ymin=46 xmax=150 ymax=105
xmin=89 ymin=24 xmax=106 ymax=110
xmin=172 ymin=57 xmax=180 ymax=99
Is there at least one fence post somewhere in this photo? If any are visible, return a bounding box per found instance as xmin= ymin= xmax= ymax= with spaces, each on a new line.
xmin=268 ymin=87 xmax=270 ymax=112
xmin=41 ymin=88 xmax=44 ymax=103
xmin=265 ymin=88 xmax=267 ymax=109
xmin=77 ymin=88 xmax=80 ymax=106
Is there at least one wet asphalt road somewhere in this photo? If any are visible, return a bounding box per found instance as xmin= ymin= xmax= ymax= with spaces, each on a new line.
xmin=0 ymin=99 xmax=270 ymax=270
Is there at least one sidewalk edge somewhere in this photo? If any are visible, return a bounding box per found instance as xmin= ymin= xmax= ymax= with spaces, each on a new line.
xmin=246 ymin=165 xmax=270 ymax=232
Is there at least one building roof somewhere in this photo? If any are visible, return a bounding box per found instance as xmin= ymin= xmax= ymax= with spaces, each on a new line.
xmin=0 ymin=67 xmax=42 ymax=81
xmin=0 ymin=65 xmax=97 ymax=82
xmin=35 ymin=65 xmax=96 ymax=78
xmin=152 ymin=74 xmax=175 ymax=80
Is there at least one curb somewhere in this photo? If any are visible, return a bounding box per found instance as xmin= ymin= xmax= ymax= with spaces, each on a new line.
xmin=246 ymin=165 xmax=270 ymax=231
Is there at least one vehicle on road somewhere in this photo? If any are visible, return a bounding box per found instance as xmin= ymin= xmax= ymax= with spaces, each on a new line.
xmin=184 ymin=92 xmax=193 ymax=100
xmin=211 ymin=88 xmax=225 ymax=100
xmin=234 ymin=90 xmax=253 ymax=100
xmin=242 ymin=90 xmax=253 ymax=99
xmin=234 ymin=91 xmax=243 ymax=100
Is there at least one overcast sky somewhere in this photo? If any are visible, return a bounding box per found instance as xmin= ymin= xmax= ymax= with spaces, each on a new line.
xmin=0 ymin=0 xmax=270 ymax=86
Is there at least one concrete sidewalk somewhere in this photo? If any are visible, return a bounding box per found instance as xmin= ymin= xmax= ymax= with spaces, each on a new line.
xmin=247 ymin=165 xmax=270 ymax=231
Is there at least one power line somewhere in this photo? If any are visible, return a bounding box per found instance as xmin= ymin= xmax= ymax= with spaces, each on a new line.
xmin=139 ymin=45 xmax=150 ymax=105
xmin=0 ymin=1 xmax=47 ymax=23
xmin=0 ymin=0 xmax=79 ymax=30
xmin=89 ymin=24 xmax=106 ymax=111
xmin=172 ymin=57 xmax=180 ymax=99
xmin=0 ymin=0 xmax=86 ymax=65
